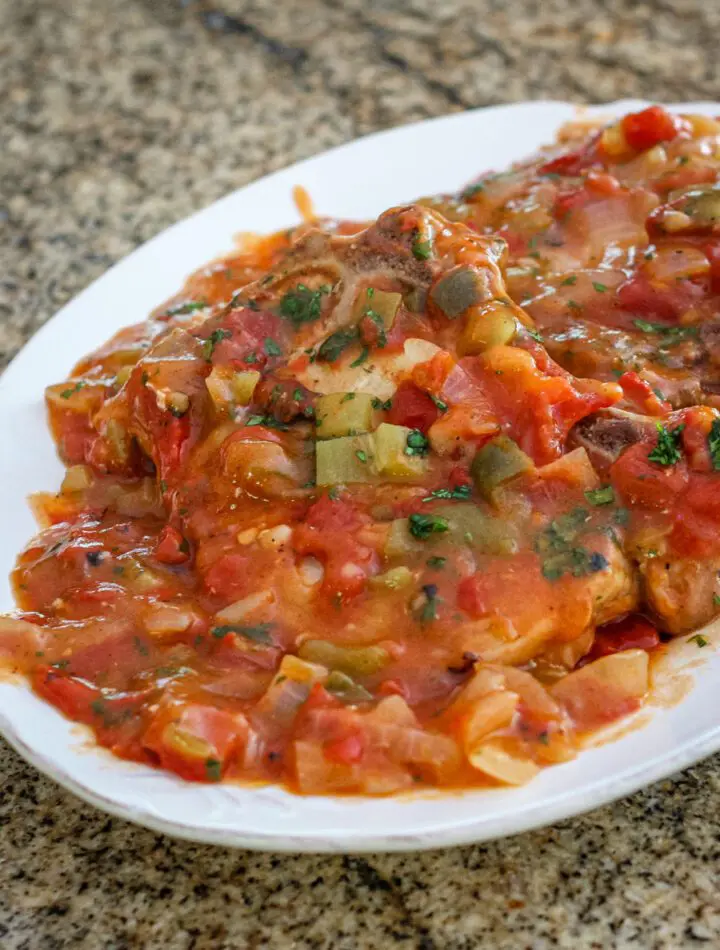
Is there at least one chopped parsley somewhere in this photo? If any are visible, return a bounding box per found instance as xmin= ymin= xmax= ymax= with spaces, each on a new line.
xmin=165 ymin=300 xmax=206 ymax=316
xmin=535 ymin=507 xmax=608 ymax=581
xmin=426 ymin=556 xmax=446 ymax=569
xmin=205 ymin=758 xmax=222 ymax=781
xmin=372 ymin=397 xmax=393 ymax=411
xmin=647 ymin=422 xmax=685 ymax=466
xmin=355 ymin=450 xmax=368 ymax=464
xmin=405 ymin=430 xmax=429 ymax=457
xmin=687 ymin=633 xmax=709 ymax=648
xmin=708 ymin=418 xmax=720 ymax=471
xmin=363 ymin=309 xmax=388 ymax=348
xmin=461 ymin=182 xmax=485 ymax=200
xmin=560 ymin=276 xmax=578 ymax=286
xmin=714 ymin=593 xmax=720 ymax=608
xmin=317 ymin=328 xmax=358 ymax=363
xmin=409 ymin=513 xmax=450 ymax=540
xmin=350 ymin=346 xmax=369 ymax=368
xmin=210 ymin=623 xmax=274 ymax=644
xmin=633 ymin=319 xmax=698 ymax=343
xmin=430 ymin=394 xmax=448 ymax=412
xmin=423 ymin=485 xmax=471 ymax=502
xmin=60 ymin=381 xmax=86 ymax=399
xmin=279 ymin=284 xmax=329 ymax=326
xmin=202 ymin=328 xmax=232 ymax=361
xmin=263 ymin=337 xmax=282 ymax=356
xmin=418 ymin=584 xmax=440 ymax=623
xmin=592 ymin=282 xmax=608 ymax=293
xmin=245 ymin=414 xmax=288 ymax=430
xmin=585 ymin=485 xmax=615 ymax=507
xmin=526 ymin=327 xmax=544 ymax=343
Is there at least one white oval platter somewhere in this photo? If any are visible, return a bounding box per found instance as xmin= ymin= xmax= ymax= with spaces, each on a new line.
xmin=2 ymin=99 xmax=720 ymax=853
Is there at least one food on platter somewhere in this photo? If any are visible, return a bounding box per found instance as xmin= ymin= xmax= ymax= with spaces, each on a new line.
xmin=3 ymin=106 xmax=720 ymax=795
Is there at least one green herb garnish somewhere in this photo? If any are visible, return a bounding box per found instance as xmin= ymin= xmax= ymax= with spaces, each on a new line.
xmin=279 ymin=284 xmax=329 ymax=326
xmin=317 ymin=328 xmax=359 ymax=363
xmin=60 ymin=382 xmax=86 ymax=399
xmin=647 ymin=423 xmax=685 ymax=466
xmin=166 ymin=300 xmax=206 ymax=316
xmin=210 ymin=623 xmax=274 ymax=643
xmin=409 ymin=513 xmax=450 ymax=540
xmin=708 ymin=418 xmax=720 ymax=471
xmin=633 ymin=319 xmax=698 ymax=343
xmin=405 ymin=430 xmax=429 ymax=457
xmin=202 ymin=328 xmax=232 ymax=361
xmin=263 ymin=337 xmax=282 ymax=356
xmin=423 ymin=485 xmax=471 ymax=502
xmin=585 ymin=485 xmax=615 ymax=506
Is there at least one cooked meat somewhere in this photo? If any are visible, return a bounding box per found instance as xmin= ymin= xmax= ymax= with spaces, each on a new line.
xmin=641 ymin=556 xmax=720 ymax=634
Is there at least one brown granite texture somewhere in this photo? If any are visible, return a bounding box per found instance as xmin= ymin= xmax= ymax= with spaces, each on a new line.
xmin=2 ymin=0 xmax=720 ymax=947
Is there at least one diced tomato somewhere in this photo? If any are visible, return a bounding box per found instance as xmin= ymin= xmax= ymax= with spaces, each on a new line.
xmin=323 ymin=731 xmax=365 ymax=765
xmin=61 ymin=632 xmax=154 ymax=686
xmin=536 ymin=134 xmax=600 ymax=176
xmin=387 ymin=382 xmax=440 ymax=433
xmin=670 ymin=474 xmax=720 ymax=557
xmin=294 ymin=495 xmax=378 ymax=599
xmin=154 ymin=525 xmax=190 ymax=565
xmin=411 ymin=351 xmax=455 ymax=395
xmin=621 ymin=107 xmax=682 ymax=152
xmin=303 ymin=494 xmax=364 ymax=533
xmin=208 ymin=308 xmax=285 ymax=367
xmin=618 ymin=273 xmax=691 ymax=320
xmin=554 ymin=186 xmax=591 ymax=220
xmin=618 ymin=371 xmax=671 ymax=417
xmin=203 ymin=553 xmax=252 ymax=599
xmin=303 ymin=683 xmax=339 ymax=712
xmin=143 ymin=703 xmax=246 ymax=782
xmin=377 ymin=679 xmax=409 ymax=699
xmin=706 ymin=242 xmax=720 ymax=292
xmin=587 ymin=616 xmax=660 ymax=662
xmin=33 ymin=666 xmax=151 ymax=758
xmin=610 ymin=441 xmax=688 ymax=509
xmin=32 ymin=667 xmax=100 ymax=723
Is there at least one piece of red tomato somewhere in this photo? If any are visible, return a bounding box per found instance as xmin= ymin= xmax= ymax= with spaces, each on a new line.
xmin=387 ymin=382 xmax=440 ymax=433
xmin=154 ymin=525 xmax=190 ymax=565
xmin=610 ymin=441 xmax=688 ymax=509
xmin=142 ymin=703 xmax=246 ymax=782
xmin=618 ymin=371 xmax=671 ymax=417
xmin=621 ymin=106 xmax=682 ymax=152
xmin=323 ymin=731 xmax=365 ymax=765
xmin=586 ymin=616 xmax=660 ymax=663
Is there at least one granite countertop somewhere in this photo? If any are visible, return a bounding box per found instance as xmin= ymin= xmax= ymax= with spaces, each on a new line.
xmin=3 ymin=0 xmax=720 ymax=946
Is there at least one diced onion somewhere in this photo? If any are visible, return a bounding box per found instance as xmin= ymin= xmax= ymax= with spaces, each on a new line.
xmin=214 ymin=589 xmax=275 ymax=625
xmin=468 ymin=738 xmax=540 ymax=785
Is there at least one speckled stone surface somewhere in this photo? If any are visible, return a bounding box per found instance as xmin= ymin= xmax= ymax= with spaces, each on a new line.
xmin=2 ymin=0 xmax=720 ymax=946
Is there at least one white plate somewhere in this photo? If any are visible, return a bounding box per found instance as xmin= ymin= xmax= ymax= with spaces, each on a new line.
xmin=2 ymin=99 xmax=720 ymax=853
